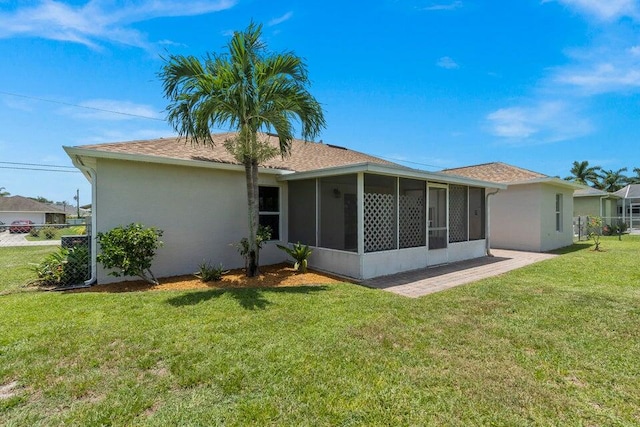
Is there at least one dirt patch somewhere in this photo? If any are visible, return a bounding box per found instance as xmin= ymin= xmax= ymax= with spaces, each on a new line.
xmin=71 ymin=263 xmax=347 ymax=293
xmin=0 ymin=381 xmax=18 ymax=399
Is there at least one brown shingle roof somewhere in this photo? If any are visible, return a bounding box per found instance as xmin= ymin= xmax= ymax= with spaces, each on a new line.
xmin=77 ymin=132 xmax=397 ymax=172
xmin=441 ymin=162 xmax=547 ymax=184
xmin=0 ymin=196 xmax=66 ymax=213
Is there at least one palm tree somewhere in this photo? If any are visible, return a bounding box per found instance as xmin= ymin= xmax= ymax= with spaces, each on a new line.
xmin=159 ymin=22 xmax=325 ymax=277
xmin=564 ymin=161 xmax=601 ymax=186
xmin=627 ymin=167 xmax=640 ymax=184
xmin=0 ymin=187 xmax=9 ymax=197
xmin=595 ymin=168 xmax=628 ymax=192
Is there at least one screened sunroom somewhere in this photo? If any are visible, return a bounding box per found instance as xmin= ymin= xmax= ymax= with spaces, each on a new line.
xmin=279 ymin=163 xmax=505 ymax=280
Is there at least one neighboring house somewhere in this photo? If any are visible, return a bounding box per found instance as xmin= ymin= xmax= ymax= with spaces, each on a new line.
xmin=442 ymin=162 xmax=582 ymax=252
xmin=613 ymin=184 xmax=640 ymax=229
xmin=0 ymin=195 xmax=66 ymax=225
xmin=64 ymin=133 xmax=505 ymax=284
xmin=573 ymin=187 xmax=620 ymax=220
xmin=47 ymin=203 xmax=91 ymax=218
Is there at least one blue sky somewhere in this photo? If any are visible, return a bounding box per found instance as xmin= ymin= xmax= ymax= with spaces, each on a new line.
xmin=1 ymin=0 xmax=639 ymax=204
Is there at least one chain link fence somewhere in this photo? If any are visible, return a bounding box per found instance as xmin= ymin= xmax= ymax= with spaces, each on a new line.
xmin=573 ymin=216 xmax=631 ymax=241
xmin=0 ymin=220 xmax=91 ymax=291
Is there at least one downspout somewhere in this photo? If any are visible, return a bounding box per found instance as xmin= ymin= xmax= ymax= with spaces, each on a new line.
xmin=71 ymin=157 xmax=98 ymax=286
xmin=485 ymin=188 xmax=501 ymax=257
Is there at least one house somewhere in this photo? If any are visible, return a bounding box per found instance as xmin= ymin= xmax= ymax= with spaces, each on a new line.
xmin=0 ymin=195 xmax=67 ymax=225
xmin=573 ymin=187 xmax=620 ymax=221
xmin=64 ymin=133 xmax=505 ymax=284
xmin=613 ymin=184 xmax=640 ymax=229
xmin=441 ymin=162 xmax=582 ymax=252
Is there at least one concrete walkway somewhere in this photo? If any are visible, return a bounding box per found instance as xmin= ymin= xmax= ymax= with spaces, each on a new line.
xmin=362 ymin=249 xmax=557 ymax=298
xmin=0 ymin=231 xmax=61 ymax=247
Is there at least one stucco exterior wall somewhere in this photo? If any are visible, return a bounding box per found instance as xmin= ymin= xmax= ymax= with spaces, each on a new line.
xmin=489 ymin=184 xmax=543 ymax=251
xmin=573 ymin=197 xmax=601 ymax=217
xmin=95 ymin=158 xmax=287 ymax=284
xmin=604 ymin=199 xmax=618 ymax=219
xmin=490 ymin=183 xmax=574 ymax=252
xmin=539 ymin=185 xmax=574 ymax=252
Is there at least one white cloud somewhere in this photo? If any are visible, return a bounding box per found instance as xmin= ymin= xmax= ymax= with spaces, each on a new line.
xmin=0 ymin=0 xmax=236 ymax=50
xmin=486 ymin=101 xmax=593 ymax=144
xmin=61 ymin=99 xmax=162 ymax=121
xmin=544 ymin=0 xmax=639 ymax=21
xmin=555 ymin=62 xmax=640 ymax=93
xmin=423 ymin=1 xmax=463 ymax=11
xmin=268 ymin=11 xmax=293 ymax=27
xmin=436 ymin=56 xmax=459 ymax=69
xmin=2 ymin=95 xmax=35 ymax=112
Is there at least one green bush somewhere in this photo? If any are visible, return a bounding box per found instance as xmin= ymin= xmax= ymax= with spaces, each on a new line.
xmin=236 ymin=225 xmax=272 ymax=271
xmin=96 ymin=223 xmax=163 ymax=285
xmin=29 ymin=227 xmax=40 ymax=237
xmin=194 ymin=262 xmax=228 ymax=282
xmin=30 ymin=246 xmax=89 ymax=287
xmin=42 ymin=227 xmax=57 ymax=239
xmin=276 ymin=242 xmax=312 ymax=273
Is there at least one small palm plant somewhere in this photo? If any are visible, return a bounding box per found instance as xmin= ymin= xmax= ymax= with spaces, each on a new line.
xmin=277 ymin=242 xmax=312 ymax=273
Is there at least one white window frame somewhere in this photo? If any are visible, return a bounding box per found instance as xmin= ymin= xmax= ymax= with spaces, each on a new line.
xmin=259 ymin=185 xmax=281 ymax=241
xmin=555 ymin=194 xmax=563 ymax=232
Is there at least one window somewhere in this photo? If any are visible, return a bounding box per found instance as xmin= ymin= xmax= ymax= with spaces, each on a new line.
xmin=259 ymin=186 xmax=280 ymax=240
xmin=288 ymin=180 xmax=316 ymax=246
xmin=319 ymin=174 xmax=358 ymax=252
xmin=449 ymin=185 xmax=468 ymax=243
xmin=555 ymin=194 xmax=562 ymax=232
xmin=468 ymin=187 xmax=485 ymax=240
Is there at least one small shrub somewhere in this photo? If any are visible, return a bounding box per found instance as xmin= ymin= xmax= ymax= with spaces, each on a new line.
xmin=194 ymin=262 xmax=228 ymax=282
xmin=96 ymin=223 xmax=163 ymax=285
xmin=42 ymin=227 xmax=57 ymax=239
xmin=30 ymin=250 xmax=66 ymax=286
xmin=235 ymin=225 xmax=272 ymax=271
xmin=276 ymin=242 xmax=312 ymax=273
xmin=587 ymin=216 xmax=603 ymax=251
xmin=29 ymin=227 xmax=40 ymax=237
xmin=30 ymin=246 xmax=89 ymax=287
xmin=69 ymin=225 xmax=87 ymax=235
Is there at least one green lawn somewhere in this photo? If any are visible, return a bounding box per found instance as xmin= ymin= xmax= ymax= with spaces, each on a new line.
xmin=25 ymin=226 xmax=87 ymax=242
xmin=0 ymin=246 xmax=58 ymax=294
xmin=1 ymin=236 xmax=639 ymax=425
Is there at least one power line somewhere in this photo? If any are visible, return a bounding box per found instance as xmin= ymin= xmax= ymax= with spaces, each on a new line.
xmin=0 ymin=90 xmax=166 ymax=121
xmin=0 ymin=166 xmax=80 ymax=173
xmin=374 ymin=155 xmax=441 ymax=170
xmin=0 ymin=161 xmax=76 ymax=169
xmin=1 ymin=91 xmax=442 ymax=169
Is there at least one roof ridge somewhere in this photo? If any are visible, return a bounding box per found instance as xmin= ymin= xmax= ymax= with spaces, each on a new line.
xmin=443 ymin=161 xmax=547 ymax=177
xmin=68 ymin=132 xmax=399 ymax=173
xmin=442 ymin=161 xmax=501 ymax=171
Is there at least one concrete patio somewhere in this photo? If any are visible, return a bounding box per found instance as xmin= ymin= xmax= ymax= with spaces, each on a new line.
xmin=362 ymin=249 xmax=557 ymax=298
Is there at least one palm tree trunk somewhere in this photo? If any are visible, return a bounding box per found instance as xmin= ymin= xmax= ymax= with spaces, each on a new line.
xmin=245 ymin=159 xmax=260 ymax=277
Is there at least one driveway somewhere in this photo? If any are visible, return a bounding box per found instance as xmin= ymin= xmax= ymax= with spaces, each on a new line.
xmin=362 ymin=249 xmax=557 ymax=298
xmin=0 ymin=231 xmax=61 ymax=247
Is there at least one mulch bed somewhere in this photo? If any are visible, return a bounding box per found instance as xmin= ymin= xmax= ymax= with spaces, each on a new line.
xmin=70 ymin=263 xmax=346 ymax=293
